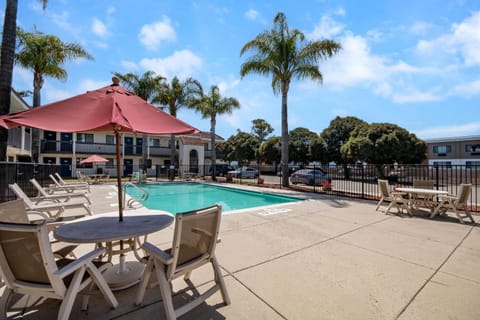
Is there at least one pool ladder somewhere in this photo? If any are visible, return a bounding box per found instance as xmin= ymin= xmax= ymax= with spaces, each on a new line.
xmin=123 ymin=182 xmax=149 ymax=208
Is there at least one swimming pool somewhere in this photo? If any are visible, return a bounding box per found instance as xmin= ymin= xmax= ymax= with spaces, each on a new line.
xmin=125 ymin=182 xmax=301 ymax=214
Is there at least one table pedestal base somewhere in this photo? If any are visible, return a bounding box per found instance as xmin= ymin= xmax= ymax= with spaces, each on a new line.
xmin=103 ymin=261 xmax=145 ymax=291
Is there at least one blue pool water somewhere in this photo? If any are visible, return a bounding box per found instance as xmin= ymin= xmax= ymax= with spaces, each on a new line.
xmin=125 ymin=182 xmax=301 ymax=214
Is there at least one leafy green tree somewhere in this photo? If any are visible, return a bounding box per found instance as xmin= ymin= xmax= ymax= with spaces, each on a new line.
xmin=251 ymin=118 xmax=273 ymax=163
xmin=221 ymin=130 xmax=258 ymax=166
xmin=16 ymin=27 xmax=93 ymax=161
xmin=240 ymin=12 xmax=341 ymax=186
xmin=341 ymin=122 xmax=427 ymax=175
xmin=0 ymin=0 xmax=47 ymax=160
xmin=259 ymin=136 xmax=281 ymax=165
xmin=190 ymin=85 xmax=240 ymax=180
xmin=310 ymin=137 xmax=328 ymax=164
xmin=320 ymin=116 xmax=367 ymax=164
xmin=153 ymin=76 xmax=203 ymax=165
xmin=113 ymin=71 xmax=164 ymax=171
xmin=288 ymin=127 xmax=318 ymax=165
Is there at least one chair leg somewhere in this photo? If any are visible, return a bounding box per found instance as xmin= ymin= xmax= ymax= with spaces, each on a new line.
xmin=375 ymin=198 xmax=384 ymax=211
xmin=135 ymin=258 xmax=154 ymax=305
xmin=211 ymin=256 xmax=231 ymax=305
xmin=85 ymin=262 xmax=118 ymax=309
xmin=59 ymin=267 xmax=86 ymax=320
xmin=154 ymin=262 xmax=176 ymax=320
xmin=0 ymin=287 xmax=13 ymax=318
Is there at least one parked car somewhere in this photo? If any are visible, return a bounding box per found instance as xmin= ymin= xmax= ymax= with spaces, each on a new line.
xmin=209 ymin=164 xmax=234 ymax=177
xmin=290 ymin=169 xmax=332 ymax=186
xmin=228 ymin=167 xmax=259 ymax=179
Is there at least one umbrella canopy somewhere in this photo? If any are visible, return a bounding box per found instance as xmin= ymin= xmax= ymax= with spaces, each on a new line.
xmin=80 ymin=154 xmax=109 ymax=164
xmin=0 ymin=78 xmax=199 ymax=221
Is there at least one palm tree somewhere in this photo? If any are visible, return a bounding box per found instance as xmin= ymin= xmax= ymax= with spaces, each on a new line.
xmin=0 ymin=0 xmax=19 ymax=161
xmin=16 ymin=27 xmax=93 ymax=162
xmin=153 ymin=76 xmax=203 ymax=166
xmin=240 ymin=12 xmax=341 ymax=187
xmin=190 ymin=85 xmax=240 ymax=181
xmin=113 ymin=71 xmax=165 ymax=172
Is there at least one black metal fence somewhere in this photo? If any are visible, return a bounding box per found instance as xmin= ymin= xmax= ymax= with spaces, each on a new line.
xmin=0 ymin=162 xmax=61 ymax=202
xmin=2 ymin=162 xmax=479 ymax=212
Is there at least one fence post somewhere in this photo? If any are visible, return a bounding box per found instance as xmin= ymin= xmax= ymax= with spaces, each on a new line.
xmin=435 ymin=164 xmax=439 ymax=189
xmin=361 ymin=164 xmax=365 ymax=199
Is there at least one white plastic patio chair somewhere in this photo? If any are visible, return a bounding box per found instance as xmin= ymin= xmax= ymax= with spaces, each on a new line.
xmin=431 ymin=183 xmax=475 ymax=224
xmin=49 ymin=174 xmax=90 ymax=193
xmin=0 ymin=220 xmax=118 ymax=320
xmin=135 ymin=205 xmax=230 ymax=319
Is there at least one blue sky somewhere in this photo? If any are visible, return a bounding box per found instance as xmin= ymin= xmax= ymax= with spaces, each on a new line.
xmin=6 ymin=0 xmax=480 ymax=141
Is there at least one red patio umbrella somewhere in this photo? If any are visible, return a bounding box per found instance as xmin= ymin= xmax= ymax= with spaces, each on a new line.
xmin=80 ymin=154 xmax=109 ymax=164
xmin=0 ymin=77 xmax=199 ymax=221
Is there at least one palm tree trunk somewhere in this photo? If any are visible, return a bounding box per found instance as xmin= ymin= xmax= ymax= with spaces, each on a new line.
xmin=0 ymin=0 xmax=18 ymax=161
xmin=31 ymin=73 xmax=43 ymax=162
xmin=211 ymin=116 xmax=217 ymax=181
xmin=281 ymin=91 xmax=289 ymax=187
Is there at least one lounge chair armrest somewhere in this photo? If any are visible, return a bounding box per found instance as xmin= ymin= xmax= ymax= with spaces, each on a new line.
xmin=439 ymin=194 xmax=456 ymax=201
xmin=142 ymin=242 xmax=174 ymax=265
xmin=54 ymin=247 xmax=107 ymax=278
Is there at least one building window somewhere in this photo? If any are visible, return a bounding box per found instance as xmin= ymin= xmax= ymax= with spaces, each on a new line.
xmin=432 ymin=145 xmax=452 ymax=154
xmin=77 ymin=133 xmax=94 ymax=143
xmin=465 ymin=144 xmax=480 ymax=154
xmin=149 ymin=139 xmax=160 ymax=147
xmin=106 ymin=135 xmax=115 ymax=145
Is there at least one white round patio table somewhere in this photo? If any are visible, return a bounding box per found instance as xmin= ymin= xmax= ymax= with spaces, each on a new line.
xmin=54 ymin=209 xmax=174 ymax=290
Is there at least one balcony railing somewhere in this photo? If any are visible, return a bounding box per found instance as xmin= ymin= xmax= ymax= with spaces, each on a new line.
xmin=40 ymin=140 xmax=171 ymax=156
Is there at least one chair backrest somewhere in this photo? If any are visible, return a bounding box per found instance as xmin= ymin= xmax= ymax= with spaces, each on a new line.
xmin=0 ymin=221 xmax=64 ymax=293
xmin=413 ymin=179 xmax=434 ymax=189
xmin=30 ymin=178 xmax=49 ymax=197
xmin=55 ymin=173 xmax=67 ymax=185
xmin=167 ymin=205 xmax=222 ymax=280
xmin=49 ymin=174 xmax=61 ymax=186
xmin=378 ymin=179 xmax=390 ymax=197
xmin=457 ymin=184 xmax=472 ymax=205
xmin=8 ymin=183 xmax=34 ymax=208
xmin=0 ymin=199 xmax=29 ymax=223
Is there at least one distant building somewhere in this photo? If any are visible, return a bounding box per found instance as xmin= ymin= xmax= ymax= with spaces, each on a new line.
xmin=6 ymin=90 xmax=32 ymax=162
xmin=425 ymin=136 xmax=480 ymax=167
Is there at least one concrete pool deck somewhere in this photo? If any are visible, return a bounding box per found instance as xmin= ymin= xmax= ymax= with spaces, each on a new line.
xmin=3 ymin=182 xmax=479 ymax=319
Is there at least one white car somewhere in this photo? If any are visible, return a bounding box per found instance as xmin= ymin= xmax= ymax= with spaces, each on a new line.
xmin=228 ymin=167 xmax=259 ymax=179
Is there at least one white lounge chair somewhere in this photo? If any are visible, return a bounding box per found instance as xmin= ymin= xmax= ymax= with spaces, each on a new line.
xmin=0 ymin=220 xmax=118 ymax=319
xmin=135 ymin=205 xmax=230 ymax=319
xmin=9 ymin=183 xmax=93 ymax=220
xmin=49 ymin=174 xmax=91 ymax=193
xmin=30 ymin=178 xmax=91 ymax=204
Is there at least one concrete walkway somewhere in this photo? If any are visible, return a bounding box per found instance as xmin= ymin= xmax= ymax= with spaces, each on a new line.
xmin=3 ymin=182 xmax=479 ymax=319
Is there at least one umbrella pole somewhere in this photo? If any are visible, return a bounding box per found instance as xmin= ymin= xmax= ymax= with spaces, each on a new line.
xmin=115 ymin=129 xmax=123 ymax=222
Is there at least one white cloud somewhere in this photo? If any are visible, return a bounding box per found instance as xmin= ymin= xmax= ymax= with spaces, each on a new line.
xmin=120 ymin=60 xmax=139 ymax=71
xmin=409 ymin=21 xmax=432 ymax=35
xmin=306 ymin=15 xmax=345 ymax=39
xmin=415 ymin=11 xmax=480 ymax=66
xmin=245 ymin=9 xmax=259 ymax=20
xmin=139 ymin=50 xmax=202 ymax=79
xmin=92 ymin=18 xmax=107 ymax=37
xmin=450 ymin=80 xmax=480 ymax=98
xmin=415 ymin=122 xmax=480 ymax=139
xmin=323 ymin=32 xmax=387 ymax=87
xmin=391 ymin=89 xmax=442 ymax=104
xmin=335 ymin=7 xmax=346 ymax=17
xmin=138 ymin=16 xmax=176 ymax=50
